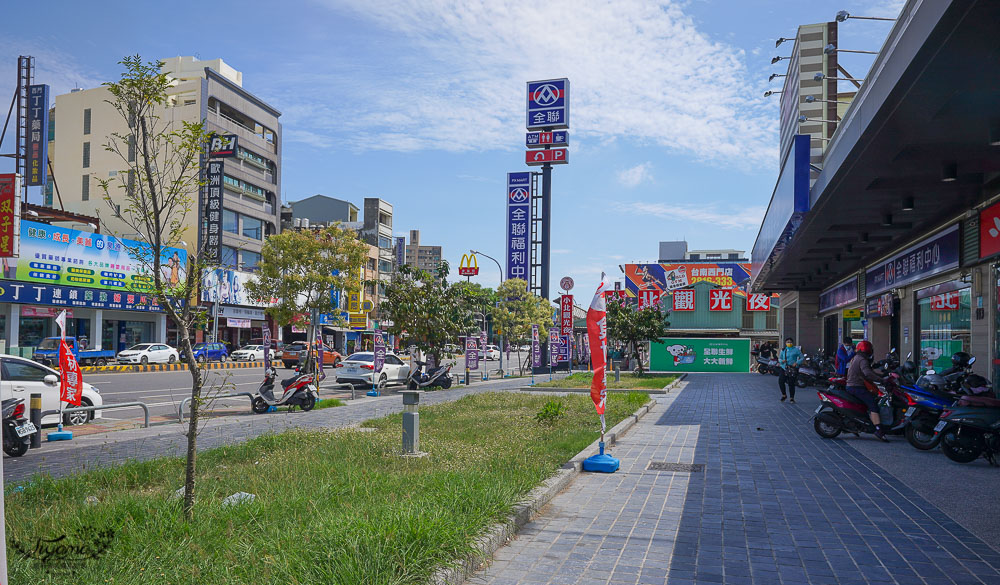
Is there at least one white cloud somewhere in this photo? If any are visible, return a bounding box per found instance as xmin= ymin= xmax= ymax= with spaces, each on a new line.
xmin=617 ymin=162 xmax=653 ymax=188
xmin=867 ymin=0 xmax=906 ymax=18
xmin=552 ymin=249 xmax=572 ymax=254
xmin=280 ymin=0 xmax=776 ymax=166
xmin=0 ymin=42 xmax=103 ymax=116
xmin=615 ymin=200 xmax=765 ymax=230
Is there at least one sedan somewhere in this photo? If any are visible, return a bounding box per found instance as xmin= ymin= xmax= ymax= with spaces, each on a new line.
xmin=0 ymin=355 xmax=104 ymax=426
xmin=484 ymin=345 xmax=501 ymax=360
xmin=335 ymin=352 xmax=411 ymax=389
xmin=230 ymin=345 xmax=266 ymax=362
xmin=117 ymin=343 xmax=179 ymax=365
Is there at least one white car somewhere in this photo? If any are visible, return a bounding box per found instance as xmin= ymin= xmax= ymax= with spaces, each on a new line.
xmin=117 ymin=343 xmax=179 ymax=365
xmin=231 ymin=345 xmax=266 ymax=362
xmin=484 ymin=345 xmax=501 ymax=360
xmin=0 ymin=355 xmax=103 ymax=426
xmin=336 ymin=352 xmax=411 ymax=388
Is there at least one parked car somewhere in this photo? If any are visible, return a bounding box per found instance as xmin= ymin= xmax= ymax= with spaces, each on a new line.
xmin=444 ymin=343 xmax=462 ymax=355
xmin=249 ymin=338 xmax=284 ymax=353
xmin=281 ymin=342 xmax=341 ymax=369
xmin=116 ymin=343 xmax=180 ymax=365
xmin=230 ymin=345 xmax=266 ymax=362
xmin=484 ymin=344 xmax=501 ymax=360
xmin=0 ymin=355 xmax=104 ymax=426
xmin=182 ymin=342 xmax=229 ymax=363
xmin=335 ymin=352 xmax=411 ymax=388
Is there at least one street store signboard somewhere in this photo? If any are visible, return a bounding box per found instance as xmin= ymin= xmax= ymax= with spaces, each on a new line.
xmin=0 ymin=174 xmax=20 ymax=256
xmin=865 ymin=293 xmax=895 ymax=317
xmin=531 ymin=324 xmax=541 ymax=367
xmin=526 ymin=131 xmax=568 ymax=149
xmin=746 ymin=293 xmax=770 ymax=312
xmin=208 ymin=134 xmax=238 ymax=158
xmin=930 ymin=291 xmax=961 ymax=311
xmin=226 ymin=318 xmax=251 ymax=328
xmin=26 ymin=84 xmax=50 ymax=187
xmin=625 ymin=263 xmax=751 ymax=295
xmin=560 ymin=294 xmax=574 ymax=336
xmin=0 ymin=280 xmax=165 ymax=312
xmin=708 ymin=289 xmax=733 ymax=311
xmin=458 ymin=253 xmax=480 ymax=276
xmin=672 ymin=289 xmax=695 ymax=311
xmin=395 ymin=236 xmax=406 ymax=267
xmin=638 ymin=290 xmax=661 ymax=310
xmin=204 ymin=160 xmax=224 ymax=263
xmin=650 ymin=337 xmax=751 ymax=373
xmin=819 ymin=277 xmax=858 ymax=313
xmin=374 ymin=330 xmax=386 ymax=373
xmin=865 ymin=224 xmax=960 ymax=296
xmin=506 ymin=172 xmax=531 ymax=283
xmin=525 ymin=148 xmax=568 ymax=166
xmin=201 ymin=269 xmax=271 ymax=307
xmin=465 ymin=337 xmax=479 ymax=370
xmin=526 ymin=78 xmax=569 ymax=130
xmin=843 ymin=308 xmax=863 ymax=320
xmin=980 ymin=200 xmax=1000 ymax=259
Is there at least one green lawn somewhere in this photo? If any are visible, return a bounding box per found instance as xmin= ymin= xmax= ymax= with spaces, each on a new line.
xmin=6 ymin=391 xmax=649 ymax=584
xmin=534 ymin=371 xmax=678 ymax=390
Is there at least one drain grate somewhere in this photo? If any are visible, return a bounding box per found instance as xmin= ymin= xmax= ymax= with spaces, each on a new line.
xmin=646 ymin=462 xmax=705 ymax=473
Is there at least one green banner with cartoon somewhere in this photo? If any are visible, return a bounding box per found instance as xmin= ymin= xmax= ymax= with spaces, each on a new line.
xmin=650 ymin=338 xmax=751 ymax=373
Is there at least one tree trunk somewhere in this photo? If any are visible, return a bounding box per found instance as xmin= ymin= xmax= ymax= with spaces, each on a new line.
xmin=180 ymin=335 xmax=201 ymax=520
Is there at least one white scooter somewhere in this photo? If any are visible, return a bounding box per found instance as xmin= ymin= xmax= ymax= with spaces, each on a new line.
xmin=251 ymin=367 xmax=319 ymax=413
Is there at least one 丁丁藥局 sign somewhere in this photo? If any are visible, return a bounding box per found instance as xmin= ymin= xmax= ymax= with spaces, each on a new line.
xmin=26 ymin=84 xmax=50 ymax=187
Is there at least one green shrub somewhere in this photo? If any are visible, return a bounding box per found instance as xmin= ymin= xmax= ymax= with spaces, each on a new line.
xmin=534 ymin=399 xmax=565 ymax=424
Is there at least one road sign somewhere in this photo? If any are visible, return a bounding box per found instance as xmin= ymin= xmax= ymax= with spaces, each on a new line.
xmin=526 ymin=78 xmax=569 ymax=130
xmin=507 ymin=172 xmax=531 ymax=283
xmin=560 ymin=276 xmax=574 ymax=291
xmin=526 ymin=131 xmax=569 ymax=149
xmin=459 ymin=253 xmax=480 ymax=276
xmin=525 ymin=148 xmax=568 ymax=166
xmin=362 ymin=299 xmax=374 ymax=312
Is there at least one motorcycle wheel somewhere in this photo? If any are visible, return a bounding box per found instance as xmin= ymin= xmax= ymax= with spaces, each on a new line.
xmin=941 ymin=430 xmax=983 ymax=463
xmin=440 ymin=376 xmax=453 ymax=389
xmin=251 ymin=397 xmax=269 ymax=414
xmin=904 ymin=424 xmax=941 ymax=450
xmin=796 ymin=378 xmax=808 ymax=388
xmin=813 ymin=415 xmax=842 ymax=439
xmin=757 ymin=368 xmax=769 ymax=376
xmin=4 ymin=438 xmax=28 ymax=457
xmin=299 ymin=393 xmax=316 ymax=412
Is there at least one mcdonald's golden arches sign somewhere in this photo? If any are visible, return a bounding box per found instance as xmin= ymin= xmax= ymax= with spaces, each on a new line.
xmin=459 ymin=254 xmax=480 ymax=276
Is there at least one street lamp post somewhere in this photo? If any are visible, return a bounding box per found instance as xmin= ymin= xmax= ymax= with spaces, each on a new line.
xmin=470 ymin=249 xmax=504 ymax=376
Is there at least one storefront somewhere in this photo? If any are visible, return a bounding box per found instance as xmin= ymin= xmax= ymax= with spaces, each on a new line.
xmin=202 ymin=269 xmax=275 ymax=351
xmin=818 ymin=276 xmax=861 ymax=354
xmin=865 ymin=292 xmax=900 ymax=358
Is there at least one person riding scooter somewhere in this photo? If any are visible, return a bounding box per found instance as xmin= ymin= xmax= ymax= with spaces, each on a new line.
xmin=845 ymin=340 xmax=889 ymax=442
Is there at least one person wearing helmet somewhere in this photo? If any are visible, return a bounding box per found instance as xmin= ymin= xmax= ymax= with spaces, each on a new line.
xmin=845 ymin=340 xmax=889 ymax=442
xmin=777 ymin=337 xmax=803 ymax=402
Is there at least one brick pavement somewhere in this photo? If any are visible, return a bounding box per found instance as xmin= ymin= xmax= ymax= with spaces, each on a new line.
xmin=473 ymin=374 xmax=1000 ymax=585
xmin=2 ymin=377 xmax=530 ymax=485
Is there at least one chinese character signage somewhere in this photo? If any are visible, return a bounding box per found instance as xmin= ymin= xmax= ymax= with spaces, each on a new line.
xmin=930 ymin=292 xmax=961 ymax=311
xmin=865 ymin=293 xmax=895 ymax=317
xmin=672 ymin=289 xmax=695 ymax=311
xmin=395 ymin=236 xmax=405 ymax=267
xmin=374 ymin=330 xmax=386 ymax=373
xmin=459 ymin=253 xmax=480 ymax=276
xmin=865 ymin=224 xmax=960 ymax=296
xmin=980 ymin=201 xmax=1000 ymax=259
xmin=0 ymin=174 xmax=20 ymax=257
xmin=204 ymin=160 xmax=224 ymax=263
xmin=209 ymin=134 xmax=238 ymax=158
xmin=746 ymin=293 xmax=771 ymax=312
xmin=560 ymin=294 xmax=574 ymax=336
xmin=650 ymin=337 xmax=751 ymax=373
xmin=531 ymin=324 xmax=541 ymax=367
xmin=465 ymin=337 xmax=479 ymax=370
xmin=8 ymin=219 xmax=186 ymax=294
xmin=526 ymin=78 xmax=569 ymax=130
xmin=506 ymin=172 xmax=530 ymax=283
xmin=26 ymin=84 xmax=49 ymax=187
xmin=0 ymin=280 xmax=165 ymax=312
xmin=549 ymin=329 xmax=561 ymax=367
xmin=263 ymin=326 xmax=271 ymax=367
xmin=558 ymin=334 xmax=571 ymax=363
xmin=625 ymin=263 xmax=751 ymax=296
xmin=638 ymin=290 xmax=661 ymax=310
xmin=526 ymin=131 xmax=568 ymax=149
xmin=709 ymin=289 xmax=733 ymax=311
xmin=59 ymin=340 xmax=83 ymax=406
xmin=819 ymin=277 xmax=859 ymax=313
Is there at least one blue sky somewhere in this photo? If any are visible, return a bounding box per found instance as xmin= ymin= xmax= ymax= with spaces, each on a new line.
xmin=0 ymin=0 xmax=901 ymax=293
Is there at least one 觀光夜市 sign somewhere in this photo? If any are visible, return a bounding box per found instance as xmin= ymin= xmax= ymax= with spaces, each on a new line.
xmin=865 ymin=224 xmax=960 ymax=296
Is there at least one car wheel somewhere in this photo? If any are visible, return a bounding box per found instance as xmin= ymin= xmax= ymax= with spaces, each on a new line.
xmin=378 ymin=374 xmax=387 ymax=390
xmin=64 ymin=399 xmax=93 ymax=427
xmin=140 ymin=356 xmax=149 ymax=365
xmin=168 ymin=354 xmax=176 ymax=364
xmin=198 ymin=355 xmax=207 ymax=364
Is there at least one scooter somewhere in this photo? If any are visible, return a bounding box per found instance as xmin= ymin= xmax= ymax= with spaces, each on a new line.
xmin=934 ymin=397 xmax=1000 ymax=465
xmin=2 ymin=398 xmax=35 ymax=457
xmin=406 ymin=360 xmax=453 ymax=390
xmin=811 ymin=373 xmax=908 ymax=439
xmin=251 ymin=367 xmax=319 ymax=414
xmin=902 ymin=357 xmax=991 ymax=450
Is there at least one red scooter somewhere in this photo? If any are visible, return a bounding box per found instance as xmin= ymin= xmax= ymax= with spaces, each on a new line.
xmin=811 ymin=373 xmax=908 ymax=439
xmin=251 ymin=367 xmax=319 ymax=413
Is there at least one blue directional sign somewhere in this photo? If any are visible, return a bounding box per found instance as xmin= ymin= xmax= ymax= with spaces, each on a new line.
xmin=526 ymin=131 xmax=569 ymax=149
xmin=506 ymin=172 xmax=531 ymax=285
xmin=526 ymin=78 xmax=569 ymax=130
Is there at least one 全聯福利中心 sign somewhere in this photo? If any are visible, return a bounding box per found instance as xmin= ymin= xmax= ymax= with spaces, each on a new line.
xmin=526 ymin=79 xmax=569 ymax=130
xmin=526 ymin=131 xmax=568 ymax=149
xmin=525 ymin=148 xmax=568 ymax=166
xmin=506 ymin=172 xmax=531 ymax=284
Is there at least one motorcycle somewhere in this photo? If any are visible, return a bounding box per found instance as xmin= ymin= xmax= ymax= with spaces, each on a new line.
xmin=755 ymin=355 xmax=776 ymax=375
xmin=811 ymin=373 xmax=908 ymax=439
xmin=251 ymin=367 xmax=319 ymax=414
xmin=934 ymin=396 xmax=1000 ymax=465
xmin=796 ymin=354 xmax=824 ymax=388
xmin=406 ymin=360 xmax=453 ymax=390
xmin=2 ymin=398 xmax=36 ymax=457
xmin=902 ymin=356 xmax=990 ymax=450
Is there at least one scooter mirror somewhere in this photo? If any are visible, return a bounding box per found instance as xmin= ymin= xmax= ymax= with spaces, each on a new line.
xmin=890 ymin=348 xmax=897 ymax=354
xmin=968 ymin=356 xmax=977 ymax=366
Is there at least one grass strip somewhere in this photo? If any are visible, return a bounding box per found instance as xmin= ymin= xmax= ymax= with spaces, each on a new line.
xmin=6 ymin=391 xmax=648 ymax=584
xmin=534 ymin=371 xmax=678 ymax=389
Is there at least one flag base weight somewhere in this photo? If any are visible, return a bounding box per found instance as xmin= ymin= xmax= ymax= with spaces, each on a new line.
xmin=366 ymin=390 xmax=380 ymax=397
xmin=47 ymin=431 xmax=73 ymax=441
xmin=582 ymin=441 xmax=619 ymax=473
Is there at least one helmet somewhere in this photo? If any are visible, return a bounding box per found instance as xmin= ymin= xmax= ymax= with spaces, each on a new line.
xmin=951 ymin=351 xmax=973 ymax=368
xmin=855 ymin=340 xmax=874 ymax=356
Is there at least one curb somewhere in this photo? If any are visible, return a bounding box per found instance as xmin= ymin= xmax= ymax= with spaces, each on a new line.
xmin=77 ymin=360 xmax=282 ymax=374
xmin=429 ymin=398 xmax=658 ymax=585
xmin=517 ymin=387 xmax=667 ymax=395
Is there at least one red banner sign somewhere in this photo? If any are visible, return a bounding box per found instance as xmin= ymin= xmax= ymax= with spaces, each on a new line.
xmin=560 ymin=294 xmax=574 ymax=336
xmin=59 ymin=340 xmax=83 ymax=406
xmin=746 ymin=293 xmax=771 ymax=312
xmin=525 ymin=148 xmax=568 ymax=166
xmin=930 ymin=291 xmax=960 ymax=311
xmin=0 ymin=174 xmax=18 ymax=256
xmin=980 ymin=200 xmax=1000 ymax=259
xmin=586 ymin=277 xmax=612 ymax=424
xmin=638 ymin=290 xmax=661 ymax=310
xmin=709 ymin=289 xmax=733 ymax=311
xmin=673 ymin=289 xmax=695 ymax=311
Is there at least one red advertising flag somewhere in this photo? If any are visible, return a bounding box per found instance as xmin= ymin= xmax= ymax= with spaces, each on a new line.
xmin=587 ymin=274 xmax=612 ymax=429
xmin=709 ymin=289 xmax=733 ymax=311
xmin=746 ymin=293 xmax=771 ymax=312
xmin=59 ymin=340 xmax=83 ymax=406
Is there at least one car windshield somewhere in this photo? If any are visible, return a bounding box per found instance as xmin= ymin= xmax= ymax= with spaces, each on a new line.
xmin=129 ymin=344 xmax=152 ymax=351
xmin=36 ymin=339 xmax=60 ymax=350
xmin=287 ymin=344 xmax=306 ymax=351
xmin=347 ymin=353 xmax=374 ymax=362
xmin=192 ymin=343 xmax=207 ymax=350
xmin=240 ymin=346 xmax=261 ymax=351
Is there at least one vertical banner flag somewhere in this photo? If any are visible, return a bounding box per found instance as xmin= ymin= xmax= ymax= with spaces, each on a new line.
xmin=263 ymin=326 xmax=271 ymax=368
xmin=59 ymin=340 xmax=83 ymax=406
xmin=316 ymin=332 xmax=326 ymax=381
xmin=374 ymin=330 xmax=386 ymax=374
xmin=531 ymin=324 xmax=541 ymax=368
xmin=55 ymin=309 xmax=67 ymax=340
xmin=465 ymin=337 xmax=479 ymax=371
xmin=480 ymin=330 xmax=487 ymax=354
xmin=549 ymin=330 xmax=560 ymax=367
xmin=395 ymin=236 xmax=406 ymax=268
xmin=506 ymin=172 xmax=531 ymax=284
xmin=587 ymin=274 xmax=613 ymax=432
xmin=26 ymin=84 xmax=50 ymax=187
xmin=0 ymin=174 xmax=19 ymax=257
xmin=560 ymin=294 xmax=574 ymax=336
xmin=205 ymin=160 xmax=224 ymax=262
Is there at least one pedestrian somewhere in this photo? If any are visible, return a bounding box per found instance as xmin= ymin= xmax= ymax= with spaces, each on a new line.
xmin=777 ymin=337 xmax=803 ymax=403
xmin=835 ymin=336 xmax=855 ymax=376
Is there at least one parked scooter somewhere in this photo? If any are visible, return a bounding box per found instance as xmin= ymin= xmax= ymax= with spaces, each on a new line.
xmin=811 ymin=372 xmax=908 ymax=439
xmin=2 ymin=398 xmax=36 ymax=457
xmin=251 ymin=367 xmax=319 ymax=414
xmin=934 ymin=396 xmax=1000 ymax=465
xmin=406 ymin=360 xmax=453 ymax=390
xmin=796 ymin=353 xmax=824 ymax=388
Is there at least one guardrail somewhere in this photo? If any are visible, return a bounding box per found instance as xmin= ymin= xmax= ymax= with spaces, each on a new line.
xmin=177 ymin=392 xmax=257 ymax=423
xmin=41 ymin=402 xmax=150 ymax=428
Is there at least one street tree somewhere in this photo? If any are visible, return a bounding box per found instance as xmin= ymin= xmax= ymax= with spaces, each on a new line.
xmin=605 ymin=296 xmax=670 ymax=375
xmin=454 ymin=281 xmax=497 ymax=339
xmin=97 ymin=55 xmax=214 ymax=520
xmin=493 ymin=279 xmax=552 ymax=373
xmin=381 ymin=263 xmax=475 ymax=365
xmin=246 ymin=225 xmax=369 ymax=373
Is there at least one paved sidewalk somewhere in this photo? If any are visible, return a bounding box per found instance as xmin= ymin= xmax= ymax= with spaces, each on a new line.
xmin=2 ymin=377 xmax=530 ymax=484
xmin=473 ymin=374 xmax=1000 ymax=585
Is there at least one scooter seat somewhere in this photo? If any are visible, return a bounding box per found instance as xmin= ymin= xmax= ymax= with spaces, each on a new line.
xmin=828 ymin=388 xmax=870 ymax=408
xmin=281 ymin=377 xmax=298 ymax=389
xmin=957 ymin=395 xmax=1000 ymax=408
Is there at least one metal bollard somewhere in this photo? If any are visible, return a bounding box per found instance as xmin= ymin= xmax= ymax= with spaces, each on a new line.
xmin=465 ymin=367 xmax=470 ymax=386
xmin=401 ymin=390 xmax=424 ymax=455
xmin=29 ymin=393 xmax=42 ymax=449
xmin=614 ymin=360 xmax=621 ymax=382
